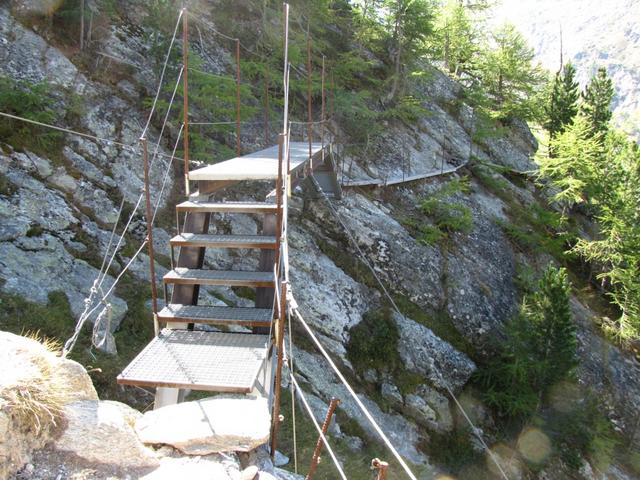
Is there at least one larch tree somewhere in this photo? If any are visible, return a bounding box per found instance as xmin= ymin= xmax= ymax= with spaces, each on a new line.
xmin=383 ymin=0 xmax=436 ymax=102
xmin=477 ymin=23 xmax=546 ymax=120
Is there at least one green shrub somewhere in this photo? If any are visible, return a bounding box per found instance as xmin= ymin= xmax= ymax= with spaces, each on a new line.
xmin=422 ymin=428 xmax=485 ymax=475
xmin=0 ymin=76 xmax=61 ymax=153
xmin=0 ymin=173 xmax=17 ymax=197
xmin=547 ymin=396 xmax=618 ymax=472
xmin=347 ymin=307 xmax=399 ymax=373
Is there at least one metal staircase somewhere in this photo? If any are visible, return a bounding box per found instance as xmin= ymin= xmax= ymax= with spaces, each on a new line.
xmin=117 ymin=143 xmax=329 ymax=411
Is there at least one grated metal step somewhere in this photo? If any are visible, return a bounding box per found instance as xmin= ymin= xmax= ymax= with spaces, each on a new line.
xmin=170 ymin=233 xmax=277 ymax=249
xmin=158 ymin=304 xmax=273 ymax=327
xmin=164 ymin=268 xmax=275 ymax=288
xmin=176 ymin=201 xmax=278 ymax=214
xmin=117 ymin=329 xmax=270 ymax=393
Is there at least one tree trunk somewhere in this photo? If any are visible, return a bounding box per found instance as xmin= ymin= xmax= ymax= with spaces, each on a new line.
xmin=79 ymin=0 xmax=85 ymax=50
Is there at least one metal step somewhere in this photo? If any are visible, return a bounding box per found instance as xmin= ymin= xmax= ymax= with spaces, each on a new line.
xmin=164 ymin=268 xmax=275 ymax=288
xmin=170 ymin=233 xmax=277 ymax=249
xmin=176 ymin=201 xmax=278 ymax=214
xmin=158 ymin=304 xmax=273 ymax=327
xmin=117 ymin=329 xmax=270 ymax=393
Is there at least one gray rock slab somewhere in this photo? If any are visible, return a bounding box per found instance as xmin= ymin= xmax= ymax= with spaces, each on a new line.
xmin=396 ymin=312 xmax=476 ymax=392
xmin=136 ymin=396 xmax=271 ymax=455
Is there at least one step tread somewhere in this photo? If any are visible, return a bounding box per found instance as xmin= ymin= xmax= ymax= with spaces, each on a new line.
xmin=158 ymin=304 xmax=273 ymax=326
xmin=170 ymin=233 xmax=277 ymax=249
xmin=163 ymin=268 xmax=275 ymax=287
xmin=117 ymin=329 xmax=270 ymax=393
xmin=176 ymin=201 xmax=278 ymax=214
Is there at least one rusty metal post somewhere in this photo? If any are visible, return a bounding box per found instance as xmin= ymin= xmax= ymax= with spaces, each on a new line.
xmin=270 ymin=280 xmax=288 ymax=458
xmin=182 ymin=10 xmax=190 ymax=195
xmin=329 ymin=72 xmax=335 ymax=121
xmin=306 ymin=24 xmax=313 ymax=170
xmin=306 ymin=398 xmax=340 ymax=480
xmin=274 ymin=133 xmax=285 ymax=270
xmin=141 ymin=137 xmax=159 ymax=336
xmin=235 ymin=38 xmax=242 ymax=156
xmin=320 ymin=55 xmax=325 ymax=151
xmin=264 ymin=65 xmax=270 ymax=145
xmin=371 ymin=458 xmax=389 ymax=480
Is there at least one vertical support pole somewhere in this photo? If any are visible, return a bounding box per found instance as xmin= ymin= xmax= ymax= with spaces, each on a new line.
xmin=270 ymin=280 xmax=288 ymax=458
xmin=236 ymin=38 xmax=242 ymax=156
xmin=274 ymin=133 xmax=285 ymax=271
xmin=371 ymin=459 xmax=389 ymax=480
xmin=329 ymin=72 xmax=335 ymax=121
xmin=282 ymin=3 xmax=290 ymax=135
xmin=264 ymin=65 xmax=270 ymax=145
xmin=182 ymin=9 xmax=190 ymax=195
xmin=321 ymin=55 xmax=325 ymax=152
xmin=141 ymin=137 xmax=159 ymax=336
xmin=306 ymin=398 xmax=340 ymax=480
xmin=306 ymin=24 xmax=313 ymax=171
xmin=270 ymin=3 xmax=290 ymax=458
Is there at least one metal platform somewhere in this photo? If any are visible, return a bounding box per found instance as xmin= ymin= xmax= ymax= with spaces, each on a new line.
xmin=117 ymin=329 xmax=270 ymax=393
xmin=188 ymin=142 xmax=324 ymax=181
xmin=170 ymin=233 xmax=277 ymax=249
xmin=164 ymin=268 xmax=275 ymax=287
xmin=176 ymin=201 xmax=278 ymax=214
xmin=158 ymin=304 xmax=273 ymax=327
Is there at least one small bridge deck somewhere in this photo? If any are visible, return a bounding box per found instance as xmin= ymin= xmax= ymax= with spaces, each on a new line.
xmin=189 ymin=142 xmax=324 ymax=181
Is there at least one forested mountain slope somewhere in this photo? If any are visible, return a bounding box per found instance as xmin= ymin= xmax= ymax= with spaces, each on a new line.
xmin=492 ymin=0 xmax=640 ymax=137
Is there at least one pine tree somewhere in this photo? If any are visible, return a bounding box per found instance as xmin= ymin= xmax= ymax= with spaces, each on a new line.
xmin=544 ymin=62 xmax=580 ymax=138
xmin=580 ymin=67 xmax=614 ymax=136
xmin=523 ymin=266 xmax=577 ymax=388
xmin=477 ymin=266 xmax=577 ymax=417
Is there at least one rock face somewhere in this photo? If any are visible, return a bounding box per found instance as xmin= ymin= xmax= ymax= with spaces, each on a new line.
xmin=395 ymin=313 xmax=476 ymax=392
xmin=136 ymin=396 xmax=271 ymax=455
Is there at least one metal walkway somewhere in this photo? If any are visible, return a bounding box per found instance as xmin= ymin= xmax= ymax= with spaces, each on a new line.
xmin=188 ymin=142 xmax=324 ymax=181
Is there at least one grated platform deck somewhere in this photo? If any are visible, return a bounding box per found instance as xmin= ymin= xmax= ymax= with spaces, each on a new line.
xmin=117 ymin=329 xmax=270 ymax=393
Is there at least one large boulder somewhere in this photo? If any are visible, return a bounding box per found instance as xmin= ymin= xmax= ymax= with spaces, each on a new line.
xmin=55 ymin=400 xmax=159 ymax=469
xmin=136 ymin=395 xmax=271 ymax=455
xmin=0 ymin=331 xmax=97 ymax=479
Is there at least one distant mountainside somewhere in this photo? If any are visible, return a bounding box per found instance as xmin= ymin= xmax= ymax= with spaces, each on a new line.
xmin=491 ymin=0 xmax=640 ymax=136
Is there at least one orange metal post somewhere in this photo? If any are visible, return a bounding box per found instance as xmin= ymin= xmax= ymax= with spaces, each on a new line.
xmin=320 ymin=55 xmax=325 ymax=162
xmin=306 ymin=398 xmax=340 ymax=480
xmin=270 ymin=280 xmax=288 ymax=457
xmin=264 ymin=65 xmax=270 ymax=145
xmin=371 ymin=458 xmax=389 ymax=480
xmin=306 ymin=25 xmax=313 ymax=170
xmin=235 ymin=38 xmax=242 ymax=156
xmin=182 ymin=10 xmax=190 ymax=195
xmin=141 ymin=137 xmax=159 ymax=335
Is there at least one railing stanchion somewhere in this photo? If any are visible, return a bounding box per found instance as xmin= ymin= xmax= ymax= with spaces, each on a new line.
xmin=182 ymin=9 xmax=190 ymax=195
xmin=141 ymin=137 xmax=159 ymax=336
xmin=306 ymin=398 xmax=340 ymax=480
xmin=235 ymin=38 xmax=242 ymax=156
xmin=306 ymin=24 xmax=313 ymax=171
